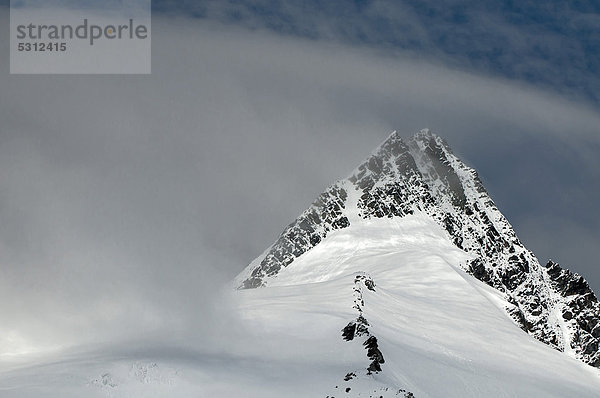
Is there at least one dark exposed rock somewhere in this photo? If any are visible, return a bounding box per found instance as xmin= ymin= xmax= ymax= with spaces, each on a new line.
xmin=546 ymin=260 xmax=597 ymax=299
xmin=364 ymin=279 xmax=376 ymax=292
xmin=417 ymin=132 xmax=467 ymax=209
xmin=342 ymin=322 xmax=356 ymax=341
xmin=355 ymin=274 xmax=377 ymax=292
xmin=468 ymin=258 xmax=493 ymax=285
xmin=544 ymin=260 xmax=600 ymax=365
xmin=240 ymin=184 xmax=349 ymax=289
xmin=342 ymin=275 xmax=386 ymax=376
xmin=364 ymin=336 xmax=385 ymax=374
xmin=563 ymin=310 xmax=573 ymax=321
xmin=356 ymin=315 xmax=370 ymax=336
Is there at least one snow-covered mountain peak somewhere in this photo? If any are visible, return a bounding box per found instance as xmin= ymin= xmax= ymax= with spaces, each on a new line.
xmin=235 ymin=129 xmax=600 ymax=369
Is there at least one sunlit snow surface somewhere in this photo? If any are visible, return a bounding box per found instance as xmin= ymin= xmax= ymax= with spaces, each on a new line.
xmin=1 ymin=214 xmax=599 ymax=397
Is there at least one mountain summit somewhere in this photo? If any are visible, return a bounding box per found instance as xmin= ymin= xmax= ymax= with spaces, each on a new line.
xmin=236 ymin=129 xmax=600 ymax=370
xmin=3 ymin=130 xmax=600 ymax=397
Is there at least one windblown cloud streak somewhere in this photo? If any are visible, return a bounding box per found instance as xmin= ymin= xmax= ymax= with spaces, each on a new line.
xmin=0 ymin=12 xmax=599 ymax=356
xmin=155 ymin=0 xmax=600 ymax=104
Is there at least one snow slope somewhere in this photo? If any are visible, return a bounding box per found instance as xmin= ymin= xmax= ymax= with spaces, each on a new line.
xmin=236 ymin=214 xmax=600 ymax=397
xmin=2 ymin=214 xmax=599 ymax=397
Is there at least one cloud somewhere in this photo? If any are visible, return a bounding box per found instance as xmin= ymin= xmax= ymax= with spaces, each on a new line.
xmin=152 ymin=0 xmax=600 ymax=104
xmin=1 ymin=10 xmax=600 ymax=356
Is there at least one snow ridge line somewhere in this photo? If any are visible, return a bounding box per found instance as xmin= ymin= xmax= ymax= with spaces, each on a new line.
xmin=334 ymin=273 xmax=415 ymax=398
xmin=341 ymin=273 xmax=384 ymax=375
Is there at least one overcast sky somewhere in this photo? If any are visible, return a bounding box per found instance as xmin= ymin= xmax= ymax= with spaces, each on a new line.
xmin=1 ymin=1 xmax=599 ymax=357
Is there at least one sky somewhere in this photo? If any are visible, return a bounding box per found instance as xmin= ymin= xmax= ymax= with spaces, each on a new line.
xmin=0 ymin=1 xmax=599 ymax=357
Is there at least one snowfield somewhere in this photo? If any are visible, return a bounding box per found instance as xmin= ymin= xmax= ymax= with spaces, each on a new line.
xmin=1 ymin=214 xmax=599 ymax=397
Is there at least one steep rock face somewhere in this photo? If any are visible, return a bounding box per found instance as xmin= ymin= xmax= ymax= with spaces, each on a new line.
xmin=545 ymin=260 xmax=600 ymax=366
xmin=236 ymin=129 xmax=600 ymax=367
xmin=241 ymin=183 xmax=349 ymax=289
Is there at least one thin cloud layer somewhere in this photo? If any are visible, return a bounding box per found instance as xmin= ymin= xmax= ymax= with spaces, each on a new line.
xmin=154 ymin=0 xmax=600 ymax=104
xmin=1 ymin=12 xmax=599 ymax=356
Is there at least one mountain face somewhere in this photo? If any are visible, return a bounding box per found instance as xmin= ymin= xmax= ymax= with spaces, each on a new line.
xmin=236 ymin=129 xmax=600 ymax=369
xmin=4 ymin=130 xmax=600 ymax=398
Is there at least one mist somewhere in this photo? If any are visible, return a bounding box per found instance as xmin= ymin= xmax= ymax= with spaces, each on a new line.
xmin=1 ymin=11 xmax=599 ymax=359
